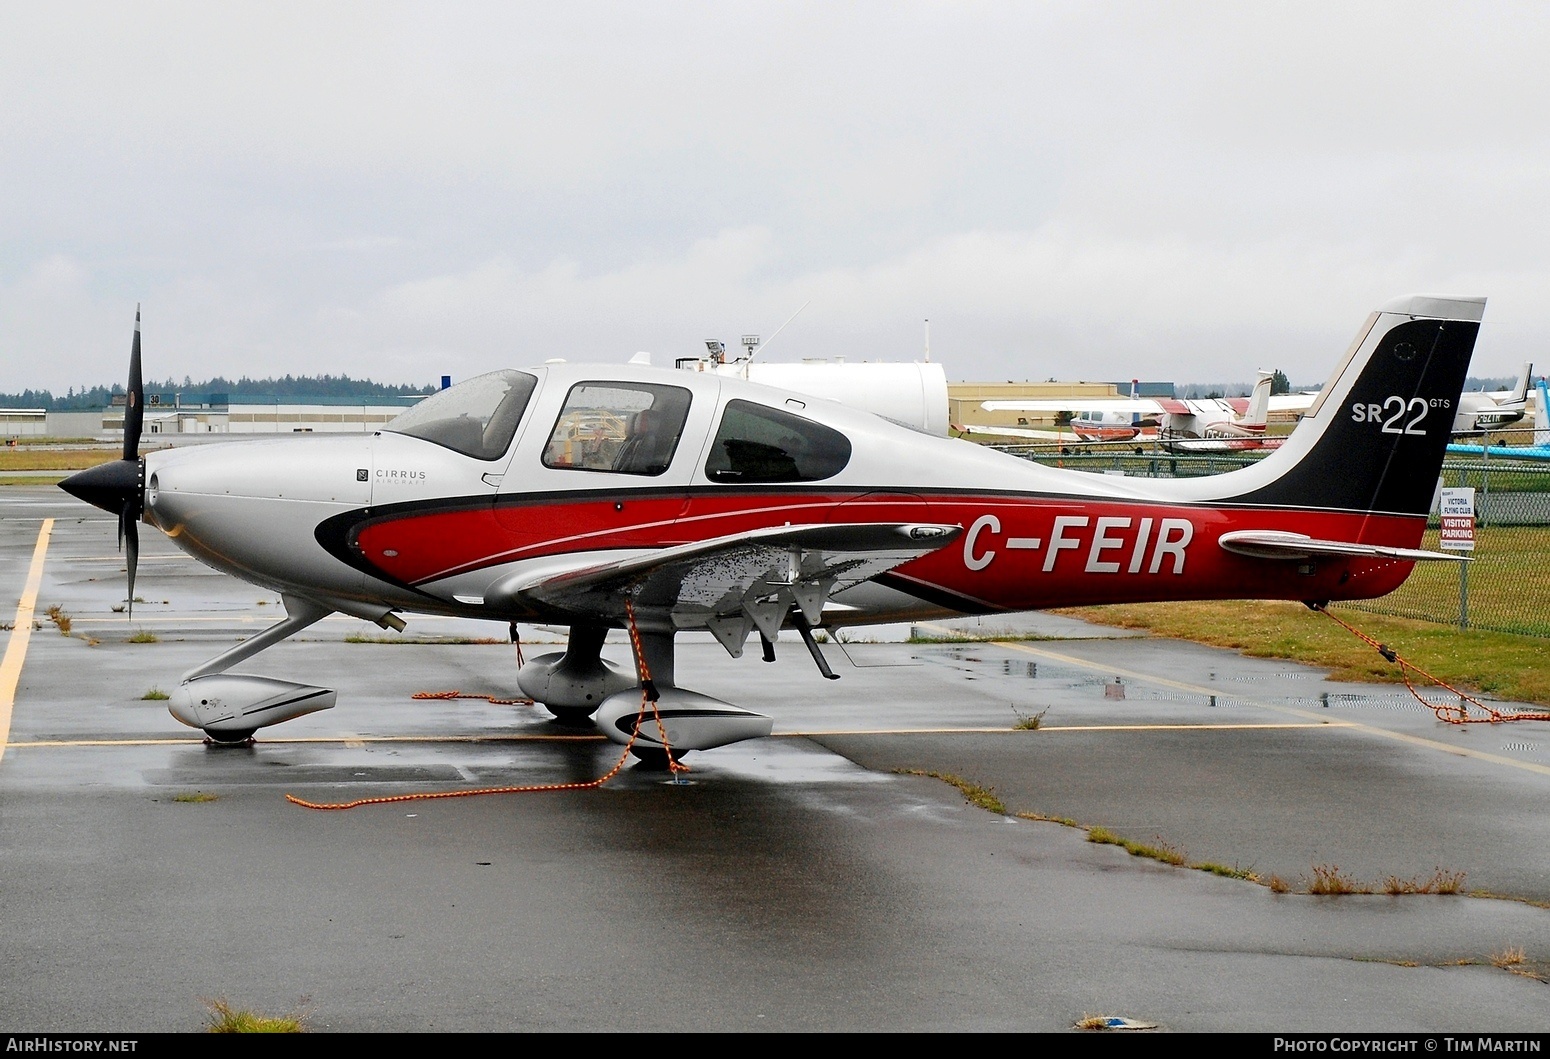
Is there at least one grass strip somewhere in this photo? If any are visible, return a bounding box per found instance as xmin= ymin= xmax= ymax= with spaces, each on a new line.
xmin=1052 ymin=599 xmax=1550 ymax=705
xmin=0 ymin=448 xmax=122 ymax=472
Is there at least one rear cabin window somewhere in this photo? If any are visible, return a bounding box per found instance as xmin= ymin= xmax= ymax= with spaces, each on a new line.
xmin=704 ymin=400 xmax=852 ymax=483
xmin=384 ymin=370 xmax=538 ymax=460
xmin=542 ymin=382 xmax=692 ymax=475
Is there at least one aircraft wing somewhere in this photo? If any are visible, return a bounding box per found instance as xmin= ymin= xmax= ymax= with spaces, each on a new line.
xmin=1218 ymin=530 xmax=1465 ymax=562
xmin=486 ymin=522 xmax=964 ymax=631
xmin=980 ymin=398 xmax=1164 ymax=414
xmin=957 ymin=423 xmax=1078 ymax=441
xmin=1165 ymin=436 xmax=1285 ymax=453
xmin=1267 ymin=393 xmax=1317 ymax=414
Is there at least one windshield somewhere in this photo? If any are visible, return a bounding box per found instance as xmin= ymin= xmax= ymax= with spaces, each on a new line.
xmin=384 ymin=370 xmax=538 ymax=460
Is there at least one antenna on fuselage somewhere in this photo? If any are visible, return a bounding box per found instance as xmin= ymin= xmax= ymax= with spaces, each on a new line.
xmin=741 ymin=300 xmax=810 ymax=372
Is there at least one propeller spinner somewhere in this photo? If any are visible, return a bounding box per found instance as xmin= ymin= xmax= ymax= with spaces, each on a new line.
xmin=59 ymin=308 xmax=146 ymax=617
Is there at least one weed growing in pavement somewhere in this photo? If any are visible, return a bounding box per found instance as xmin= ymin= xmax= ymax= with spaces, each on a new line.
xmin=1015 ymin=811 xmax=1080 ymax=828
xmin=1383 ymin=868 xmax=1468 ymax=895
xmin=1432 ymin=868 xmax=1467 ymax=894
xmin=1012 ymin=707 xmax=1048 ymax=730
xmin=894 ymin=769 xmax=1007 ymax=814
xmin=1308 ymin=864 xmax=1366 ymax=895
xmin=1086 ymin=827 xmax=1187 ymax=866
xmin=1490 ymin=946 xmax=1525 ymax=968
xmin=203 ymin=997 xmax=305 ymax=1033
xmin=1195 ymin=862 xmax=1259 ymax=881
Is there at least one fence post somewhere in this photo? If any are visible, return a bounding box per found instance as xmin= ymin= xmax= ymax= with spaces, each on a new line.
xmin=1480 ymin=443 xmax=1490 ymax=528
xmin=1460 ymin=561 xmax=1469 ymax=629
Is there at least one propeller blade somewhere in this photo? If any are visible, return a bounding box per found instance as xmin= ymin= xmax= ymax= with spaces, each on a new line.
xmin=122 ymin=306 xmax=144 ymax=462
xmin=124 ymin=507 xmax=139 ymax=620
xmin=60 ymin=309 xmax=149 ymax=621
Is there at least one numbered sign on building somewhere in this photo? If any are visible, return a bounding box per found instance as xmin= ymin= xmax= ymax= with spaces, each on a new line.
xmin=1439 ymin=487 xmax=1476 ymax=552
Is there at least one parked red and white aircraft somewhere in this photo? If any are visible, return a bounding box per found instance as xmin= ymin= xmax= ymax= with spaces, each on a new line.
xmin=1267 ymin=361 xmax=1533 ymax=436
xmin=62 ymin=294 xmax=1481 ymax=766
xmin=982 ymin=370 xmax=1277 ymax=447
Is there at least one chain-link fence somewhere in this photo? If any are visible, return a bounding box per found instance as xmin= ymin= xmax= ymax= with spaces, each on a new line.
xmin=997 ymin=427 xmax=1550 ymax=637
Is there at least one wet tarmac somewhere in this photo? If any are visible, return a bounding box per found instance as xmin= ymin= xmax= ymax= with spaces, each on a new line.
xmin=2 ymin=487 xmax=1549 ymax=1032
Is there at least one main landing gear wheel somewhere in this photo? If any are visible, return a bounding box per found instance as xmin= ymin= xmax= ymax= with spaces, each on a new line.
xmin=544 ymin=705 xmax=598 ymax=728
xmin=629 ymin=748 xmax=688 ymax=771
xmin=202 ymin=728 xmax=256 ymax=747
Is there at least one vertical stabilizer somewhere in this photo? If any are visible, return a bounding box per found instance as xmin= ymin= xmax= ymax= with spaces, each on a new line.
xmin=1222 ymin=295 xmax=1484 ymax=516
xmin=1510 ymin=362 xmax=1533 ymax=404
xmin=1242 ymin=370 xmax=1273 ymax=429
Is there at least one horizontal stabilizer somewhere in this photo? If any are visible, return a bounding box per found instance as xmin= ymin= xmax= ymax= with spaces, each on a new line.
xmin=1218 ymin=530 xmax=1467 ymax=562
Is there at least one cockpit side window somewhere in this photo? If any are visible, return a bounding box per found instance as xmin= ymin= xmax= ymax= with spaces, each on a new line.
xmin=542 ymin=382 xmax=692 ymax=476
xmin=704 ymin=399 xmax=852 ymax=483
xmin=383 ymin=370 xmax=538 ymax=461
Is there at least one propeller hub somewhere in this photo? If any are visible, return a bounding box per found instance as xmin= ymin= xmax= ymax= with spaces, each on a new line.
xmin=59 ymin=458 xmax=143 ymax=516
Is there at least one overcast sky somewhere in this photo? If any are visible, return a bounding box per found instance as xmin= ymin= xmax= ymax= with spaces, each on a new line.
xmin=4 ymin=1 xmax=1549 ymax=394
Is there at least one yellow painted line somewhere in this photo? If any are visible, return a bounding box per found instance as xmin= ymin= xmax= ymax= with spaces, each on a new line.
xmin=5 ymin=733 xmax=608 ymax=748
xmin=11 ymin=739 xmax=205 ymax=747
xmin=967 ymin=634 xmax=1550 ymax=780
xmin=777 ymin=722 xmax=1343 ymax=736
xmin=68 ymin=614 xmax=513 ymax=625
xmin=1 ymin=723 xmax=1347 ymax=750
xmin=0 ymin=518 xmax=54 ymax=764
xmin=1001 ymin=721 xmax=1348 ymax=732
xmin=265 ymin=733 xmax=605 ymax=744
xmin=68 ymin=556 xmax=190 ymax=563
xmin=777 ymin=727 xmax=1011 ymax=736
xmin=73 ymin=615 xmax=265 ymax=625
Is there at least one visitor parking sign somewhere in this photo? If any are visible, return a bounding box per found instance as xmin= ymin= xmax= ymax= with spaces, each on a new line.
xmin=1439 ymin=487 xmax=1476 ymax=552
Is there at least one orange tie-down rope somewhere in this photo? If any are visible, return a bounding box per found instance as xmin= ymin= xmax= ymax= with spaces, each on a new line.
xmin=410 ymin=690 xmax=534 ymax=705
xmin=409 ymin=626 xmax=535 ymax=704
xmin=286 ymin=599 xmax=687 ymax=810
xmin=1309 ymin=603 xmax=1550 ymax=725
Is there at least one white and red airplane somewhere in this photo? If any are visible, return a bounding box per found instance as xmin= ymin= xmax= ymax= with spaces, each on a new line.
xmin=62 ymin=294 xmax=1481 ymax=766
xmin=982 ymin=370 xmax=1277 ymax=447
xmin=1262 ymin=361 xmax=1532 ymax=436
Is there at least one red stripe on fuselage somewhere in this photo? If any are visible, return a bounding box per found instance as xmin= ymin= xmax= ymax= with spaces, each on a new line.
xmin=350 ymin=491 xmax=1425 ymax=610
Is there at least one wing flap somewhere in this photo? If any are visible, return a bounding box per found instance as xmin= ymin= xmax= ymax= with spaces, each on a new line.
xmin=487 ymin=522 xmax=963 ymax=625
xmin=1218 ymin=530 xmax=1467 ymax=562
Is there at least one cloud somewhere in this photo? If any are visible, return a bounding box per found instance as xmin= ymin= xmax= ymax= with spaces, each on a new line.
xmin=3 ymin=3 xmax=1549 ymax=393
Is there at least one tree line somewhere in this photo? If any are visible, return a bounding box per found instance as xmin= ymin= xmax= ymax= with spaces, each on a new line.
xmin=0 ymin=374 xmax=439 ymax=410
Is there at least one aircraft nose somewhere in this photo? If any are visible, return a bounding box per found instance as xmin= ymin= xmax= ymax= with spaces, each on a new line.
xmin=60 ymin=458 xmax=142 ymax=516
